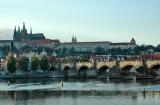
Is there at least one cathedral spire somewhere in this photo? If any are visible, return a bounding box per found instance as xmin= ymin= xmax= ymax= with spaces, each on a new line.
xmin=17 ymin=26 xmax=21 ymax=35
xmin=23 ymin=22 xmax=25 ymax=30
xmin=13 ymin=26 xmax=17 ymax=41
xmin=74 ymin=36 xmax=77 ymax=42
xmin=14 ymin=26 xmax=16 ymax=31
xmin=72 ymin=36 xmax=74 ymax=43
xmin=30 ymin=27 xmax=32 ymax=34
xmin=14 ymin=26 xmax=17 ymax=34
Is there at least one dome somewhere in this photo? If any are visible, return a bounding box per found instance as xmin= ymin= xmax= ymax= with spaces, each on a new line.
xmin=130 ymin=38 xmax=136 ymax=44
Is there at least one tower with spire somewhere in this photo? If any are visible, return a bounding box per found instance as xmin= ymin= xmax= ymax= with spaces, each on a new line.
xmin=130 ymin=38 xmax=136 ymax=44
xmin=30 ymin=27 xmax=32 ymax=35
xmin=71 ymin=36 xmax=77 ymax=43
xmin=13 ymin=22 xmax=46 ymax=42
xmin=13 ymin=26 xmax=17 ymax=41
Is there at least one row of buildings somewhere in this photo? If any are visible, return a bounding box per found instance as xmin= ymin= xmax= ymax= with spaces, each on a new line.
xmin=0 ymin=23 xmax=138 ymax=55
xmin=60 ymin=36 xmax=137 ymax=52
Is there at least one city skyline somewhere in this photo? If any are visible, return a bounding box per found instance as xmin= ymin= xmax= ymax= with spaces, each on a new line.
xmin=0 ymin=0 xmax=160 ymax=46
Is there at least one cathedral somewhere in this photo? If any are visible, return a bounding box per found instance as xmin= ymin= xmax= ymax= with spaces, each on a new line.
xmin=12 ymin=22 xmax=60 ymax=49
xmin=13 ymin=22 xmax=46 ymax=42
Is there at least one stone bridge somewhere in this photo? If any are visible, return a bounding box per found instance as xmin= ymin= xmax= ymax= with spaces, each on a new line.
xmin=60 ymin=60 xmax=160 ymax=71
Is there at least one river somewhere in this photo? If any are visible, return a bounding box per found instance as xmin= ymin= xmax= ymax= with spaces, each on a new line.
xmin=0 ymin=79 xmax=160 ymax=105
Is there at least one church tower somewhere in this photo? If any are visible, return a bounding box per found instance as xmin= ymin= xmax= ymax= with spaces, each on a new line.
xmin=21 ymin=22 xmax=28 ymax=41
xmin=13 ymin=26 xmax=17 ymax=41
xmin=71 ymin=36 xmax=77 ymax=43
xmin=74 ymin=36 xmax=77 ymax=42
xmin=30 ymin=27 xmax=32 ymax=35
xmin=130 ymin=38 xmax=136 ymax=44
xmin=72 ymin=36 xmax=74 ymax=43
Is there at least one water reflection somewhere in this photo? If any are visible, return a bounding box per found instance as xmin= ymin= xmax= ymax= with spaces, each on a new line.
xmin=0 ymin=90 xmax=159 ymax=105
xmin=0 ymin=79 xmax=160 ymax=105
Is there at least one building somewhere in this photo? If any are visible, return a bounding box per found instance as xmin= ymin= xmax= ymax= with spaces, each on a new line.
xmin=26 ymin=39 xmax=60 ymax=48
xmin=59 ymin=37 xmax=137 ymax=52
xmin=13 ymin=22 xmax=46 ymax=41
xmin=0 ymin=22 xmax=60 ymax=58
xmin=0 ymin=22 xmax=137 ymax=55
xmin=13 ymin=22 xmax=60 ymax=48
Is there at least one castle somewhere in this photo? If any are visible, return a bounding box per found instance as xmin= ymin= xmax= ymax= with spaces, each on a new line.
xmin=0 ymin=22 xmax=137 ymax=56
xmin=12 ymin=23 xmax=60 ymax=48
xmin=59 ymin=36 xmax=137 ymax=52
xmin=13 ymin=23 xmax=137 ymax=52
xmin=13 ymin=22 xmax=46 ymax=41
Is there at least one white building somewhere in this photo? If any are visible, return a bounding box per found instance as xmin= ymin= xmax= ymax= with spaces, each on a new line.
xmin=60 ymin=41 xmax=111 ymax=52
xmin=59 ymin=38 xmax=137 ymax=52
xmin=0 ymin=40 xmax=27 ymax=50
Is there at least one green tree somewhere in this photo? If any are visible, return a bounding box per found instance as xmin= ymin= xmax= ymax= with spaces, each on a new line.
xmin=69 ymin=47 xmax=75 ymax=56
xmin=40 ymin=55 xmax=49 ymax=72
xmin=156 ymin=44 xmax=160 ymax=52
xmin=60 ymin=47 xmax=68 ymax=57
xmin=31 ymin=56 xmax=39 ymax=72
xmin=7 ymin=55 xmax=16 ymax=74
xmin=95 ymin=47 xmax=105 ymax=55
xmin=19 ymin=56 xmax=29 ymax=72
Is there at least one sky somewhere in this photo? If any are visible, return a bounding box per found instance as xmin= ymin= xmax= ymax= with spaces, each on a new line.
xmin=0 ymin=0 xmax=160 ymax=46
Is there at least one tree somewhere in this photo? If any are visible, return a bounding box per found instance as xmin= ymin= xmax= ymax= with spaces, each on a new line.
xmin=156 ymin=44 xmax=160 ymax=52
xmin=19 ymin=56 xmax=29 ymax=72
xmin=95 ymin=47 xmax=105 ymax=55
xmin=69 ymin=47 xmax=75 ymax=56
xmin=40 ymin=55 xmax=49 ymax=72
xmin=7 ymin=56 xmax=16 ymax=74
xmin=31 ymin=56 xmax=39 ymax=72
xmin=61 ymin=47 xmax=67 ymax=56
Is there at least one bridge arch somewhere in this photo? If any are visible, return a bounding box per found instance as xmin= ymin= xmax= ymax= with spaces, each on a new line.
xmin=119 ymin=60 xmax=143 ymax=70
xmin=148 ymin=64 xmax=160 ymax=76
xmin=121 ymin=65 xmax=134 ymax=71
xmin=96 ymin=61 xmax=116 ymax=70
xmin=76 ymin=62 xmax=93 ymax=71
xmin=97 ymin=66 xmax=110 ymax=76
xmin=99 ymin=66 xmax=110 ymax=70
xmin=146 ymin=60 xmax=160 ymax=69
xmin=63 ymin=66 xmax=70 ymax=77
xmin=150 ymin=64 xmax=160 ymax=70
xmin=78 ymin=66 xmax=88 ymax=77
xmin=78 ymin=65 xmax=89 ymax=71
xmin=63 ymin=66 xmax=70 ymax=71
xmin=121 ymin=65 xmax=134 ymax=76
xmin=48 ymin=66 xmax=55 ymax=71
xmin=136 ymin=66 xmax=146 ymax=76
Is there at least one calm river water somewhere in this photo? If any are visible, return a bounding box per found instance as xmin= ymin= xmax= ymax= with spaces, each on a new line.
xmin=0 ymin=79 xmax=160 ymax=105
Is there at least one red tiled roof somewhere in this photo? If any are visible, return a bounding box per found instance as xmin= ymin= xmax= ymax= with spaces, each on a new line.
xmin=26 ymin=39 xmax=60 ymax=45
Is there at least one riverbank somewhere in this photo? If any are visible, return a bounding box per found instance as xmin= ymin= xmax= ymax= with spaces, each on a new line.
xmin=0 ymin=74 xmax=156 ymax=80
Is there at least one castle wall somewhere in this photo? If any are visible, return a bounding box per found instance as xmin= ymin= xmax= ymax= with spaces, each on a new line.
xmin=59 ymin=41 xmax=137 ymax=52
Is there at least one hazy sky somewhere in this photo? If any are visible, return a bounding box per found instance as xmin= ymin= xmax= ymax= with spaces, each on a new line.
xmin=0 ymin=0 xmax=160 ymax=46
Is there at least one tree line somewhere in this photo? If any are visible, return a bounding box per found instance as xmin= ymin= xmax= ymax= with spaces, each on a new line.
xmin=7 ymin=55 xmax=52 ymax=75
xmin=58 ymin=44 xmax=160 ymax=56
